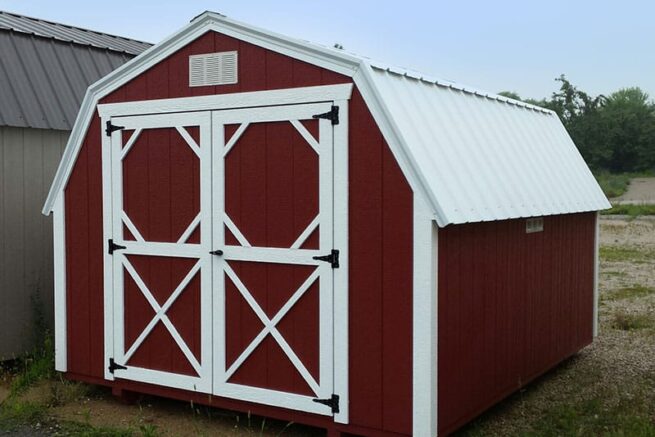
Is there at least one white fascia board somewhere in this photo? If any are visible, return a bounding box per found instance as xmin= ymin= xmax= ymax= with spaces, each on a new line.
xmin=353 ymin=63 xmax=445 ymax=226
xmin=42 ymin=12 xmax=361 ymax=215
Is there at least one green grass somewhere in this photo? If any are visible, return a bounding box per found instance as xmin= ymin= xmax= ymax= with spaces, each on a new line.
xmin=0 ymin=400 xmax=47 ymax=431
xmin=602 ymin=204 xmax=655 ymax=216
xmin=603 ymin=285 xmax=655 ymax=301
xmin=527 ymin=397 xmax=655 ymax=437
xmin=599 ymin=246 xmax=655 ymax=263
xmin=610 ymin=311 xmax=655 ymax=331
xmin=595 ymin=172 xmax=633 ymax=198
xmin=9 ymin=334 xmax=55 ymax=395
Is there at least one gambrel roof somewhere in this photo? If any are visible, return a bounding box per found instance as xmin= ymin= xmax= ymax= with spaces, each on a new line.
xmin=43 ymin=11 xmax=610 ymax=225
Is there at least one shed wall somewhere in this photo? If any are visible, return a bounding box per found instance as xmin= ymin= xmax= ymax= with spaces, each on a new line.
xmin=437 ymin=212 xmax=596 ymax=435
xmin=0 ymin=126 xmax=67 ymax=359
xmin=63 ymin=31 xmax=414 ymax=435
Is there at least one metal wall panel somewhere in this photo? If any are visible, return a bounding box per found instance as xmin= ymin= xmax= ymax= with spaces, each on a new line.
xmin=0 ymin=126 xmax=67 ymax=359
xmin=368 ymin=67 xmax=611 ymax=226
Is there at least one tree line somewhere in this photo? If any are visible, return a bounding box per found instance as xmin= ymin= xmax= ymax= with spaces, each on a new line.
xmin=499 ymin=76 xmax=655 ymax=173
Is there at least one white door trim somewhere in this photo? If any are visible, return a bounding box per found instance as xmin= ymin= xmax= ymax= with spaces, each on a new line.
xmin=98 ymin=84 xmax=353 ymax=119
xmin=103 ymin=111 xmax=213 ymax=393
xmin=211 ymin=101 xmax=341 ymax=417
xmin=100 ymin=86 xmax=351 ymax=422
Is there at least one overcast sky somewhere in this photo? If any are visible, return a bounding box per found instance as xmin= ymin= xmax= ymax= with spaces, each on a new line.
xmin=2 ymin=0 xmax=653 ymax=100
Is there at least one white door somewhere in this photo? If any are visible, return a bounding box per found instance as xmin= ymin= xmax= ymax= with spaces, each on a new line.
xmin=211 ymin=102 xmax=337 ymax=415
xmin=106 ymin=111 xmax=212 ymax=393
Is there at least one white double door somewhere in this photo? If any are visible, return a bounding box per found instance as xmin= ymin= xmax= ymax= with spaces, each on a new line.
xmin=104 ymin=101 xmax=340 ymax=416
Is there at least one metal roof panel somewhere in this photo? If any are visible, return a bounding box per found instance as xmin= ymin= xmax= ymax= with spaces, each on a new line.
xmin=367 ymin=68 xmax=611 ymax=225
xmin=0 ymin=10 xmax=151 ymax=55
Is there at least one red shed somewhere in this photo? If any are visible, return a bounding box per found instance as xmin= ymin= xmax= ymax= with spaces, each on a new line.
xmin=43 ymin=12 xmax=610 ymax=436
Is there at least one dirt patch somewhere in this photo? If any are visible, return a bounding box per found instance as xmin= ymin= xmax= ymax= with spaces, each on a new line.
xmin=612 ymin=177 xmax=655 ymax=204
xmin=6 ymin=380 xmax=320 ymax=436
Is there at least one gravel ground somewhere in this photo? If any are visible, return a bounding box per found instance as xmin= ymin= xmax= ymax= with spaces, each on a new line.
xmin=613 ymin=177 xmax=655 ymax=204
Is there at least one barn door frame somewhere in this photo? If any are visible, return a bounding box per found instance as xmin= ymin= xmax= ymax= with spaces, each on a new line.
xmin=210 ymin=99 xmax=348 ymax=420
xmin=99 ymin=84 xmax=351 ymax=422
xmin=100 ymin=111 xmax=213 ymax=393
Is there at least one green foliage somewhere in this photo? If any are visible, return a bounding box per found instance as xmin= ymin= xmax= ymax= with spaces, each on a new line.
xmin=0 ymin=400 xmax=46 ymax=431
xmin=602 ymin=204 xmax=655 ymax=217
xmin=500 ymin=77 xmax=655 ymax=173
xmin=594 ymin=172 xmax=632 ymax=198
xmin=10 ymin=333 xmax=54 ymax=395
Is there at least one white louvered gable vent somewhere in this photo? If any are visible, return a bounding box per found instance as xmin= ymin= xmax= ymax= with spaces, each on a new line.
xmin=189 ymin=51 xmax=238 ymax=87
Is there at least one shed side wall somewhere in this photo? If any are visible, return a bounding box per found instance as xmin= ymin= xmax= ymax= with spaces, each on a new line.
xmin=437 ymin=212 xmax=596 ymax=435
xmin=0 ymin=126 xmax=67 ymax=359
xmin=63 ymin=30 xmax=413 ymax=435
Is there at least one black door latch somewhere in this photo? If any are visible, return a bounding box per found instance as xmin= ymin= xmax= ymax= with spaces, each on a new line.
xmin=210 ymin=249 xmax=224 ymax=256
xmin=312 ymin=249 xmax=339 ymax=268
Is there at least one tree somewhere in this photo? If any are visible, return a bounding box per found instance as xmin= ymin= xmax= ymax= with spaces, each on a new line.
xmin=499 ymin=77 xmax=655 ymax=172
xmin=598 ymin=88 xmax=655 ymax=171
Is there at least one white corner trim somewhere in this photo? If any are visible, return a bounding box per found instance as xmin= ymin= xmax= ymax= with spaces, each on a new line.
xmin=593 ymin=211 xmax=600 ymax=337
xmin=353 ymin=64 xmax=444 ymax=226
xmin=98 ymin=84 xmax=353 ymax=118
xmin=332 ymin=98 xmax=349 ymax=424
xmin=413 ymin=195 xmax=438 ymax=437
xmin=53 ymin=195 xmax=67 ymax=372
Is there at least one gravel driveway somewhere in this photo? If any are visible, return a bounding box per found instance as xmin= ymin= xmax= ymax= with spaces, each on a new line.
xmin=612 ymin=177 xmax=655 ymax=204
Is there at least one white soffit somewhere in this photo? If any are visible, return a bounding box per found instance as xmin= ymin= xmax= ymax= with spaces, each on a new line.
xmin=42 ymin=11 xmax=610 ymax=226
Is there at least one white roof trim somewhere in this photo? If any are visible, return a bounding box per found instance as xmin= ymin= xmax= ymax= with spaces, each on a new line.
xmin=43 ymin=11 xmax=608 ymax=225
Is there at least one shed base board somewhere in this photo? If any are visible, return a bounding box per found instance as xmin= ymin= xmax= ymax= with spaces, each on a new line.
xmin=63 ymin=373 xmax=409 ymax=437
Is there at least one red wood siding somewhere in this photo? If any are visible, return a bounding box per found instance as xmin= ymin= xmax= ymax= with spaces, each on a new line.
xmin=63 ymin=30 xmax=414 ymax=436
xmin=437 ymin=212 xmax=596 ymax=435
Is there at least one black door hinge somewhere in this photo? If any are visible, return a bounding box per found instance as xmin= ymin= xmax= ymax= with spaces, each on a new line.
xmin=313 ymin=394 xmax=339 ymax=414
xmin=108 ymin=239 xmax=126 ymax=255
xmin=209 ymin=249 xmax=224 ymax=256
xmin=312 ymin=105 xmax=339 ymax=125
xmin=312 ymin=249 xmax=339 ymax=268
xmin=108 ymin=358 xmax=127 ymax=374
xmin=105 ymin=120 xmax=125 ymax=137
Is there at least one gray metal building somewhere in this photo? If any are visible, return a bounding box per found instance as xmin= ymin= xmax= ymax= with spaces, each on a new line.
xmin=0 ymin=11 xmax=150 ymax=359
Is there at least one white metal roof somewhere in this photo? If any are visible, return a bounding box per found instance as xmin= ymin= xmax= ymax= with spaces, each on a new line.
xmin=42 ymin=11 xmax=610 ymax=225
xmin=367 ymin=66 xmax=610 ymax=224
